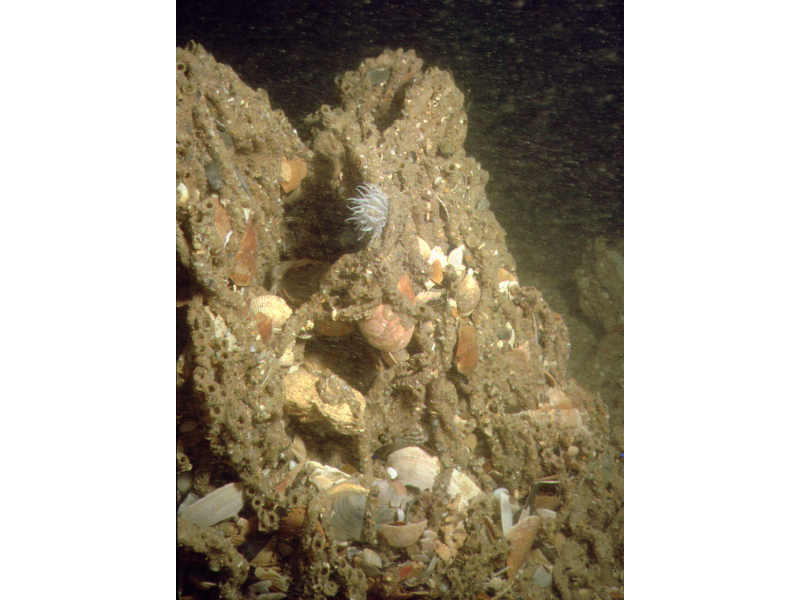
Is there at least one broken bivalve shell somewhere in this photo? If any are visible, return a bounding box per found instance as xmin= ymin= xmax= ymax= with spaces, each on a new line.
xmin=357 ymin=304 xmax=414 ymax=353
xmin=378 ymin=519 xmax=428 ymax=548
xmin=494 ymin=488 xmax=514 ymax=537
xmin=179 ymin=469 xmax=270 ymax=528
xmin=454 ymin=268 xmax=481 ymax=316
xmin=445 ymin=469 xmax=483 ymax=513
xmin=326 ymin=482 xmax=368 ymax=541
xmin=374 ymin=478 xmax=412 ymax=522
xmin=386 ymin=446 xmax=441 ymax=491
xmin=506 ymin=515 xmax=541 ymax=578
xmin=306 ymin=461 xmax=351 ymax=491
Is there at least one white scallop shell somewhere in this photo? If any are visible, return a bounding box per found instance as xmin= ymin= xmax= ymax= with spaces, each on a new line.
xmin=417 ymin=236 xmax=432 ymax=261
xmin=447 ymin=244 xmax=466 ymax=275
xmin=178 ymin=468 xmax=270 ymax=528
xmin=327 ymin=482 xmax=368 ymax=541
xmin=250 ymin=294 xmax=292 ymax=329
xmin=386 ymin=446 xmax=441 ymax=491
xmin=454 ymin=268 xmax=481 ymax=316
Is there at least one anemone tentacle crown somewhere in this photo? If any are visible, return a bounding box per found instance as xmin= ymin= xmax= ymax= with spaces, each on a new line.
xmin=346 ymin=183 xmax=389 ymax=242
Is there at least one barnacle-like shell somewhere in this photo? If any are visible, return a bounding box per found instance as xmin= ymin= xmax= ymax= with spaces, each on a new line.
xmin=358 ymin=304 xmax=414 ymax=352
xmin=378 ymin=519 xmax=428 ymax=548
xmin=326 ymin=482 xmax=368 ymax=541
xmin=386 ymin=446 xmax=441 ymax=491
xmin=454 ymin=268 xmax=481 ymax=316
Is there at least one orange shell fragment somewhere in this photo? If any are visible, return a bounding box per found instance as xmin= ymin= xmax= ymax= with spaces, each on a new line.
xmin=497 ymin=267 xmax=517 ymax=284
xmin=396 ymin=273 xmax=416 ymax=303
xmin=255 ymin=313 xmax=272 ymax=344
xmin=231 ymin=220 xmax=258 ymax=286
xmin=430 ymin=259 xmax=444 ymax=284
xmin=280 ymin=157 xmax=307 ymax=193
xmin=213 ymin=196 xmax=231 ymax=244
xmin=358 ymin=304 xmax=414 ymax=353
xmin=455 ymin=323 xmax=478 ymax=374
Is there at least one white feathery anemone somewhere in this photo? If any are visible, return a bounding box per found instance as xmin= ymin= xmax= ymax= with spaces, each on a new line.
xmin=346 ymin=184 xmax=389 ymax=242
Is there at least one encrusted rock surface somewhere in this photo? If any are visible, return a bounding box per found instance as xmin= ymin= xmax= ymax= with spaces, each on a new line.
xmin=177 ymin=43 xmax=622 ymax=600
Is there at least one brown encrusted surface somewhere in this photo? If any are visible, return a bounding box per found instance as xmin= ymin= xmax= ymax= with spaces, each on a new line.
xmin=177 ymin=43 xmax=622 ymax=600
